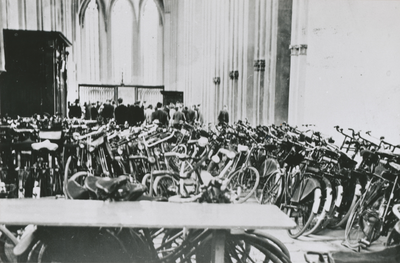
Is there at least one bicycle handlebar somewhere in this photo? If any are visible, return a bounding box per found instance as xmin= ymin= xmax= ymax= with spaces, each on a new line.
xmin=74 ymin=126 xmax=106 ymax=141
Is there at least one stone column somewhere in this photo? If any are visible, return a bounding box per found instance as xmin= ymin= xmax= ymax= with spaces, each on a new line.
xmin=0 ymin=0 xmax=5 ymax=74
xmin=288 ymin=0 xmax=308 ymax=126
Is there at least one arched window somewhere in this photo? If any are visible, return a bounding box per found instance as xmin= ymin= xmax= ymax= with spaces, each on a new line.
xmin=140 ymin=0 xmax=163 ymax=85
xmin=111 ymin=0 xmax=134 ymax=84
xmin=81 ymin=0 xmax=100 ymax=83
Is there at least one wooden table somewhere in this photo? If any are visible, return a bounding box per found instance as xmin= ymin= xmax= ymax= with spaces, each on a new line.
xmin=0 ymin=199 xmax=296 ymax=262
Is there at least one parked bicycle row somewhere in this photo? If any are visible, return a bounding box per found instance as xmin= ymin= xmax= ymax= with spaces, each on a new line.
xmin=250 ymin=122 xmax=400 ymax=253
xmin=1 ymin=115 xmax=400 ymax=252
xmin=0 ymin=117 xmax=294 ymax=263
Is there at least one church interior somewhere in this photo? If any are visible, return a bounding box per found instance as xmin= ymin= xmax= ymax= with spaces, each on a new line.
xmin=0 ymin=0 xmax=399 ymax=141
xmin=0 ymin=1 xmax=400 ymax=262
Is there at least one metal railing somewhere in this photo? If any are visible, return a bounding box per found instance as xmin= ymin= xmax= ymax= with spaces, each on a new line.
xmin=78 ymin=84 xmax=164 ymax=107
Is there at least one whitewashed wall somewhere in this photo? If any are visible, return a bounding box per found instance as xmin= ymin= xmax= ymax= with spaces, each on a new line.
xmin=164 ymin=0 xmax=292 ymax=126
xmin=289 ymin=0 xmax=400 ymax=143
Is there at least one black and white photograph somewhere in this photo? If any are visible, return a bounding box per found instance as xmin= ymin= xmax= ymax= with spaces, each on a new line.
xmin=0 ymin=0 xmax=400 ymax=262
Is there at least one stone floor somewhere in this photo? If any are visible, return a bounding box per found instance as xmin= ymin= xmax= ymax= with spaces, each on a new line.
xmin=260 ymin=228 xmax=388 ymax=263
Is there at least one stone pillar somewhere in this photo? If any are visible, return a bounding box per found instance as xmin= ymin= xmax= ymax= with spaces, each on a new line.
xmin=274 ymin=0 xmax=292 ymax=125
xmin=288 ymin=0 xmax=308 ymax=126
xmin=0 ymin=0 xmax=5 ymax=74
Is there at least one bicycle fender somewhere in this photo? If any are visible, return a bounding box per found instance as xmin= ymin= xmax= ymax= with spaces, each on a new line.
xmin=312 ymin=188 xmax=322 ymax=214
xmin=13 ymin=227 xmax=38 ymax=256
xmin=291 ymin=177 xmax=321 ymax=203
xmin=335 ymin=185 xmax=344 ymax=207
xmin=324 ymin=186 xmax=333 ymax=212
xmin=355 ymin=183 xmax=362 ymax=197
xmin=322 ymin=178 xmax=333 ymax=212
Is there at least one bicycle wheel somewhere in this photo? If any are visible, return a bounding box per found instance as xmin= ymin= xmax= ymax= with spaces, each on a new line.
xmin=227 ymin=166 xmax=260 ymax=203
xmin=327 ymin=183 xmax=360 ymax=229
xmin=0 ymin=225 xmax=19 ymax=263
xmin=141 ymin=173 xmax=152 ymax=194
xmin=153 ymin=175 xmax=178 ymax=198
xmin=129 ymin=158 xmax=151 ymax=183
xmin=258 ymin=171 xmax=283 ymax=205
xmin=64 ymin=155 xmax=83 ymax=196
xmin=245 ymin=229 xmax=291 ymax=260
xmin=28 ymin=227 xmax=138 ymax=263
xmin=157 ymin=228 xmax=185 ymax=259
xmin=191 ymin=232 xmax=290 ymax=263
xmin=343 ymin=198 xmax=364 ymax=249
xmin=386 ymin=227 xmax=400 ymax=246
xmin=303 ymin=180 xmax=333 ymax=236
xmin=285 ymin=188 xmax=320 ymax=239
xmin=344 ymin=195 xmax=383 ymax=249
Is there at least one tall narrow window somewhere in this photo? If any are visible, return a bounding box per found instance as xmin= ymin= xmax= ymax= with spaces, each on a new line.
xmin=82 ymin=0 xmax=100 ymax=82
xmin=111 ymin=0 xmax=134 ymax=84
xmin=141 ymin=0 xmax=162 ymax=85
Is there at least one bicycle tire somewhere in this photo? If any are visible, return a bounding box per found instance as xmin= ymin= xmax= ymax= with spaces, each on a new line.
xmin=26 ymin=227 xmax=140 ymax=263
xmin=344 ymin=195 xmax=384 ymax=248
xmin=286 ymin=189 xmax=320 ymax=239
xmin=386 ymin=227 xmax=400 ymax=247
xmin=64 ymin=155 xmax=84 ymax=197
xmin=246 ymin=229 xmax=291 ymax=260
xmin=153 ymin=175 xmax=178 ymax=198
xmin=328 ymin=184 xmax=360 ymax=229
xmin=192 ymin=232 xmax=290 ymax=263
xmin=64 ymin=171 xmax=91 ymax=199
xmin=129 ymin=157 xmax=151 ymax=183
xmin=303 ymin=182 xmax=333 ymax=236
xmin=227 ymin=166 xmax=260 ymax=203
xmin=258 ymin=171 xmax=283 ymax=205
xmin=0 ymin=225 xmax=19 ymax=263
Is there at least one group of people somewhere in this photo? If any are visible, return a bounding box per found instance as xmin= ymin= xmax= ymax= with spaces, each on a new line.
xmin=68 ymin=98 xmax=207 ymax=129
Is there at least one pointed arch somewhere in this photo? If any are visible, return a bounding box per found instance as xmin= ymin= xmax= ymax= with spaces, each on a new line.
xmin=140 ymin=0 xmax=164 ymax=85
xmin=79 ymin=0 xmax=108 ymax=31
xmin=110 ymin=0 xmax=139 ymax=84
xmin=139 ymin=0 xmax=164 ymax=26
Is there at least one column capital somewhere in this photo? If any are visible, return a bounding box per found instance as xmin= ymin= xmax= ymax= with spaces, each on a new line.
xmin=289 ymin=45 xmax=299 ymax=56
xmin=254 ymin=59 xmax=265 ymax=72
xmin=299 ymin=44 xmax=308 ymax=55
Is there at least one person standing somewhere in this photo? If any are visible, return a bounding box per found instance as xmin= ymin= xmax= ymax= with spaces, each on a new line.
xmin=217 ymin=105 xmax=229 ymax=126
xmin=182 ymin=106 xmax=189 ymax=122
xmin=151 ymin=102 xmax=169 ymax=127
xmin=129 ymin=100 xmax=145 ymax=126
xmin=68 ymin=99 xmax=82 ymax=119
xmin=114 ymin=98 xmax=128 ymax=126
xmin=169 ymin=103 xmax=176 ymax=127
xmin=101 ymin=99 xmax=114 ymax=124
xmin=91 ymin=102 xmax=98 ymax=120
xmin=84 ymin=102 xmax=92 ymax=120
xmin=187 ymin=105 xmax=197 ymax=125
xmin=195 ymin=104 xmax=204 ymax=127
xmin=172 ymin=104 xmax=186 ymax=129
xmin=144 ymin=104 xmax=154 ymax=125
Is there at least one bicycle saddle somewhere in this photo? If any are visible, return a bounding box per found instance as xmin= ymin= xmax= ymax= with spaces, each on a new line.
xmin=338 ymin=152 xmax=357 ymax=169
xmin=31 ymin=139 xmax=58 ymax=151
xmin=95 ymin=175 xmax=129 ymax=194
xmin=376 ymin=150 xmax=400 ymax=160
xmin=115 ymin=181 xmax=147 ymax=201
xmin=66 ymin=180 xmax=90 ymax=200
xmin=360 ymin=150 xmax=379 ymax=163
xmin=84 ymin=175 xmax=100 ymax=193
xmin=305 ymin=244 xmax=400 ymax=263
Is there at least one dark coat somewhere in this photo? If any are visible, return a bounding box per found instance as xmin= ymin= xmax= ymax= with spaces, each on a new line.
xmin=114 ymin=104 xmax=128 ymax=125
xmin=151 ymin=109 xmax=169 ymax=127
